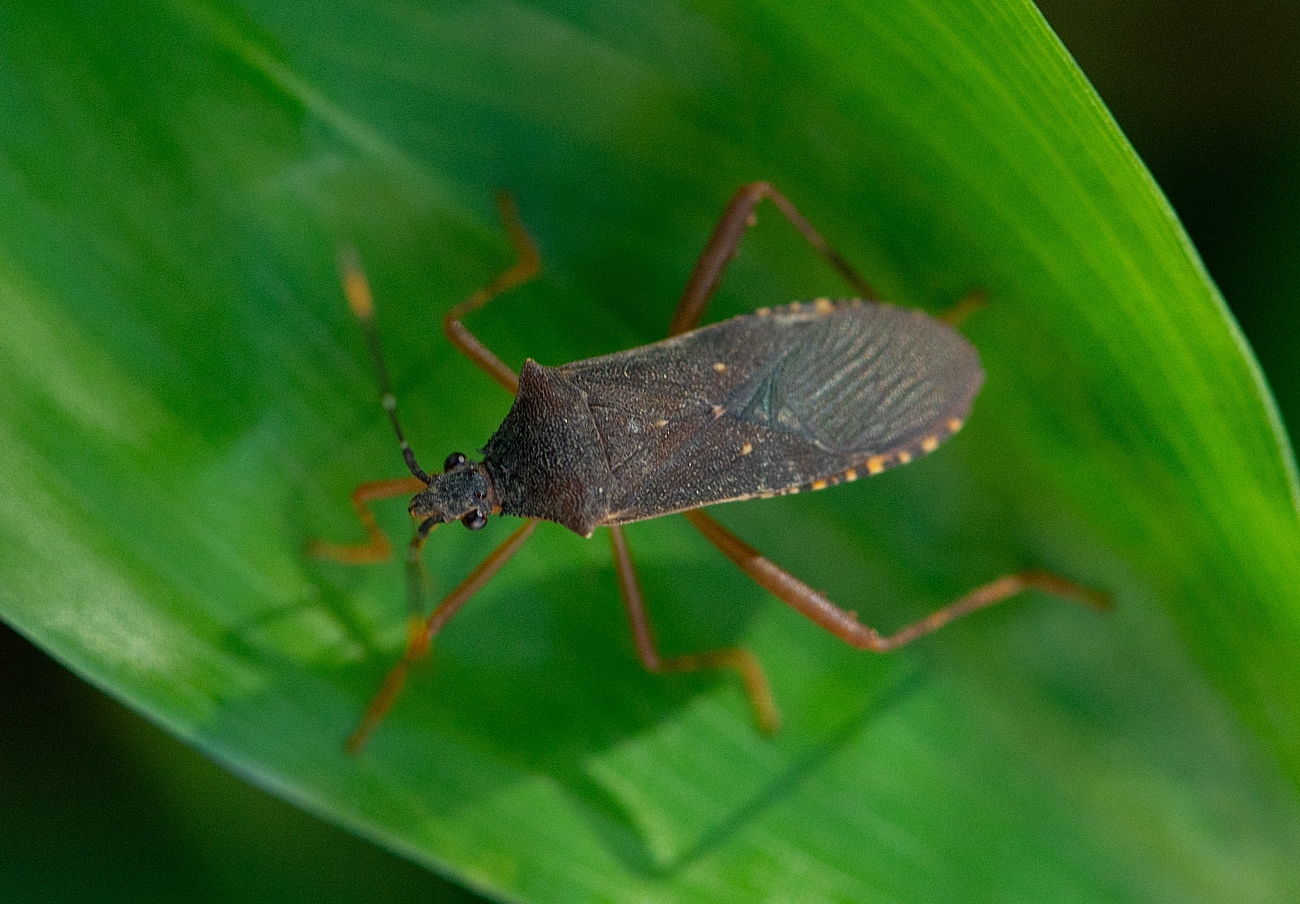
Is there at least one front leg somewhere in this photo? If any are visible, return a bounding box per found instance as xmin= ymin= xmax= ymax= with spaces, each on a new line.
xmin=307 ymin=476 xmax=427 ymax=564
xmin=442 ymin=192 xmax=542 ymax=395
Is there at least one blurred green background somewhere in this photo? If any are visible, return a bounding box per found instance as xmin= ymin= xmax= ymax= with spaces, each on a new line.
xmin=1 ymin=1 xmax=1296 ymax=901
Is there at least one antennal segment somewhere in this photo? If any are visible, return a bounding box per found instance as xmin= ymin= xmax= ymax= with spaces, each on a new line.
xmin=338 ymin=247 xmax=431 ymax=484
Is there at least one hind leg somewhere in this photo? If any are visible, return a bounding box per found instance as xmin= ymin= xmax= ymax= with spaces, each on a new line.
xmin=666 ymin=184 xmax=1109 ymax=732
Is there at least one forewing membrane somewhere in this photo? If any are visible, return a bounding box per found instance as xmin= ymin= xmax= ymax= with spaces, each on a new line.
xmin=557 ymin=301 xmax=984 ymax=525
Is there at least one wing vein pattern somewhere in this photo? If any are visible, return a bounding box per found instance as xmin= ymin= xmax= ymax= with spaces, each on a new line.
xmin=554 ymin=300 xmax=985 ymax=527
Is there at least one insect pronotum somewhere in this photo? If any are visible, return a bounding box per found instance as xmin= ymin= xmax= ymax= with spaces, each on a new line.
xmin=310 ymin=182 xmax=1109 ymax=752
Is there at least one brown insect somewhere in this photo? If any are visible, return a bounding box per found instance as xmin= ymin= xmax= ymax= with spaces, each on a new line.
xmin=310 ymin=182 xmax=1108 ymax=751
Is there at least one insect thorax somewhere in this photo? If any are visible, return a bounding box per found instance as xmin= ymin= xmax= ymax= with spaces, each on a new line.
xmin=481 ymin=359 xmax=614 ymax=537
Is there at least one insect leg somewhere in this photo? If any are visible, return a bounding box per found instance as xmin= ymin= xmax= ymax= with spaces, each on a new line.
xmin=937 ymin=289 xmax=988 ymax=327
xmin=609 ymin=525 xmax=780 ymax=733
xmin=684 ymin=510 xmax=1109 ymax=652
xmin=308 ymin=475 xmax=428 ymax=564
xmin=670 ymin=181 xmax=877 ymax=336
xmin=443 ymin=192 xmax=542 ymax=395
xmin=347 ymin=517 xmax=541 ymax=753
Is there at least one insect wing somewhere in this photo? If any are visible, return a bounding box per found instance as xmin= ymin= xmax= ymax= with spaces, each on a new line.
xmin=559 ymin=301 xmax=985 ymax=525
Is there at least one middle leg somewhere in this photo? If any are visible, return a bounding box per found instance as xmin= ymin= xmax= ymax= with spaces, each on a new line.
xmin=609 ymin=525 xmax=780 ymax=733
xmin=669 ymin=181 xmax=988 ymax=332
xmin=669 ymin=181 xmax=877 ymax=336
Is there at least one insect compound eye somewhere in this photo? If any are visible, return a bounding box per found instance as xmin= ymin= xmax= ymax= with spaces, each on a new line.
xmin=444 ymin=452 xmax=467 ymax=472
xmin=461 ymin=509 xmax=487 ymax=531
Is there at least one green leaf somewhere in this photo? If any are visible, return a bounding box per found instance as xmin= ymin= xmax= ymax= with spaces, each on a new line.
xmin=3 ymin=1 xmax=1300 ymax=901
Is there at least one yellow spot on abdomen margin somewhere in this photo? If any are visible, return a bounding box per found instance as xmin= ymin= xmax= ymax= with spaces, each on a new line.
xmin=921 ymin=436 xmax=940 ymax=453
xmin=866 ymin=455 xmax=887 ymax=475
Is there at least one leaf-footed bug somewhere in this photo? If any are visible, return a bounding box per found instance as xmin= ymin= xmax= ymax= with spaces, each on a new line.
xmin=310 ymin=183 xmax=1108 ymax=751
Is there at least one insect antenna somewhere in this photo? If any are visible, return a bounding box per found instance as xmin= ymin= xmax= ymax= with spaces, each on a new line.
xmin=337 ymin=246 xmax=432 ymax=485
xmin=338 ymin=248 xmax=437 ymax=627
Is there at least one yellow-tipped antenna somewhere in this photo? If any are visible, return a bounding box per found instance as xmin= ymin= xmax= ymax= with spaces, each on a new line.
xmin=337 ymin=247 xmax=431 ymax=484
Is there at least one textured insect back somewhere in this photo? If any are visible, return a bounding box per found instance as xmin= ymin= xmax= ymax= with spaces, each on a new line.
xmin=482 ymin=360 xmax=615 ymax=537
xmin=761 ymin=300 xmax=985 ymax=481
xmin=539 ymin=298 xmax=984 ymax=526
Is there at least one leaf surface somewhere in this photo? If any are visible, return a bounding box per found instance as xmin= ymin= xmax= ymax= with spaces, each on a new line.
xmin=2 ymin=1 xmax=1299 ymax=901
